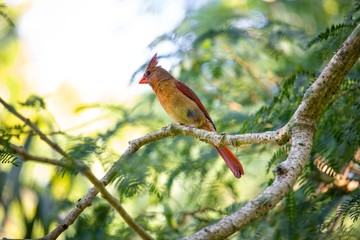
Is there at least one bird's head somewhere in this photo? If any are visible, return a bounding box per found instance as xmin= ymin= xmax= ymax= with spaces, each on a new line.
xmin=139 ymin=53 xmax=172 ymax=86
xmin=139 ymin=53 xmax=159 ymax=85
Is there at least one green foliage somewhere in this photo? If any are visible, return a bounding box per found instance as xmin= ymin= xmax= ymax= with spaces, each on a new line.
xmin=283 ymin=190 xmax=298 ymax=239
xmin=67 ymin=201 xmax=113 ymax=240
xmin=306 ymin=23 xmax=356 ymax=49
xmin=266 ymin=145 xmax=290 ymax=174
xmin=19 ymin=95 xmax=46 ymax=110
xmin=0 ymin=148 xmax=20 ymax=166
xmin=338 ymin=193 xmax=360 ymax=226
xmin=0 ymin=2 xmax=14 ymax=27
xmin=306 ymin=0 xmax=360 ymax=50
xmin=2 ymin=0 xmax=360 ymax=239
xmin=66 ymin=136 xmax=101 ymax=164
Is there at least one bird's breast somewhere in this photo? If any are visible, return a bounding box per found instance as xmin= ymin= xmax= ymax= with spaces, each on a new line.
xmin=154 ymin=82 xmax=206 ymax=127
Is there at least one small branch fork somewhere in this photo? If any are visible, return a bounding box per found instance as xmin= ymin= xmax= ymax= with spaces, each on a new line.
xmin=1 ymin=23 xmax=359 ymax=240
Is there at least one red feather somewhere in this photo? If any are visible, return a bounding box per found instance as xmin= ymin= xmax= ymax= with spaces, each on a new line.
xmin=175 ymin=80 xmax=216 ymax=131
xmin=148 ymin=53 xmax=159 ymax=69
xmin=214 ymin=146 xmax=244 ymax=178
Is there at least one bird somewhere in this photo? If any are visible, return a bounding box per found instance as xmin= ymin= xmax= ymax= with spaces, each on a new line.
xmin=139 ymin=53 xmax=244 ymax=178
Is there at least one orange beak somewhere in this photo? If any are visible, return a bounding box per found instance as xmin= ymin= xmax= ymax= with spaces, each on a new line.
xmin=139 ymin=76 xmax=148 ymax=84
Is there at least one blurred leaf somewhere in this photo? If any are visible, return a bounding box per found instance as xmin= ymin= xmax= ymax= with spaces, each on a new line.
xmin=19 ymin=95 xmax=46 ymax=110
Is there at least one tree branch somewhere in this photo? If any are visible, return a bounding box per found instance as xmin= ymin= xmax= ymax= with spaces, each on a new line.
xmin=328 ymin=83 xmax=360 ymax=105
xmin=164 ymin=123 xmax=290 ymax=147
xmin=0 ymin=98 xmax=75 ymax=164
xmin=5 ymin=143 xmax=72 ymax=168
xmin=81 ymin=170 xmax=154 ymax=240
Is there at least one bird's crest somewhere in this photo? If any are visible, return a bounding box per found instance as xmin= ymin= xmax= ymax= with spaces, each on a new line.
xmin=147 ymin=53 xmax=159 ymax=69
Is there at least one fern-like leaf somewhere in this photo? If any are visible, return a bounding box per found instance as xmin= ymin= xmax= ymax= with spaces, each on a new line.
xmin=306 ymin=23 xmax=355 ymax=49
xmin=0 ymin=149 xmax=20 ymax=166
xmin=338 ymin=193 xmax=360 ymax=226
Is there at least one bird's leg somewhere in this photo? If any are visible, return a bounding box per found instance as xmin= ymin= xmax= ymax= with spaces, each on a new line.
xmin=165 ymin=122 xmax=178 ymax=131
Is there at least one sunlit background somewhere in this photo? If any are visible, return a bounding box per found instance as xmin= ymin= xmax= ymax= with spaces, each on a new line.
xmin=2 ymin=0 xmax=194 ymax=131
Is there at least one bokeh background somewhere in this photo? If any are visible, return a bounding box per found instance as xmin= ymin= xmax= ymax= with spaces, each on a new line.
xmin=1 ymin=0 xmax=359 ymax=239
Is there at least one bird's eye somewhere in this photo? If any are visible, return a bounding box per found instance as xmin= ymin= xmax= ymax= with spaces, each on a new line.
xmin=145 ymin=70 xmax=151 ymax=77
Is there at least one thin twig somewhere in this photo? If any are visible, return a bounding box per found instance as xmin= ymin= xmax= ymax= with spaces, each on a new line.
xmin=7 ymin=143 xmax=72 ymax=168
xmin=0 ymin=4 xmax=15 ymax=28
xmin=0 ymin=97 xmax=74 ymax=163
xmin=82 ymin=170 xmax=154 ymax=240
xmin=328 ymin=84 xmax=360 ymax=105
xmin=224 ymin=44 xmax=272 ymax=97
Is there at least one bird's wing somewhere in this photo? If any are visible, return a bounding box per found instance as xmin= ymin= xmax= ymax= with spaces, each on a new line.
xmin=175 ymin=80 xmax=216 ymax=131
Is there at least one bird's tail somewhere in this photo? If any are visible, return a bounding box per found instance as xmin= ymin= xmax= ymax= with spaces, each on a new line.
xmin=214 ymin=145 xmax=244 ymax=178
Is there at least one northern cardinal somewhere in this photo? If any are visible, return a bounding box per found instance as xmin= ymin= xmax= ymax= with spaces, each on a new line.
xmin=139 ymin=54 xmax=244 ymax=178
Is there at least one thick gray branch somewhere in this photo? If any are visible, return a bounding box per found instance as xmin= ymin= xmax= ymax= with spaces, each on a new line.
xmin=183 ymin=127 xmax=313 ymax=240
xmin=183 ymin=24 xmax=360 ymax=240
xmin=293 ymin=25 xmax=360 ymax=123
